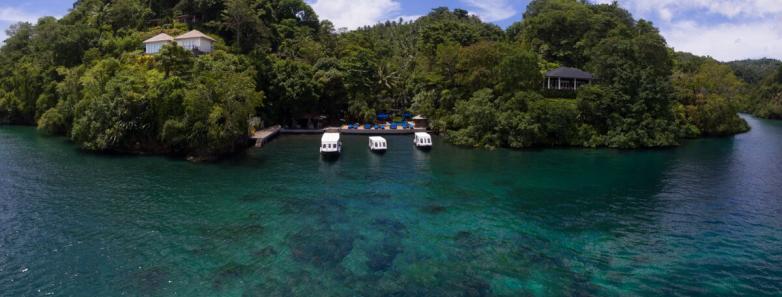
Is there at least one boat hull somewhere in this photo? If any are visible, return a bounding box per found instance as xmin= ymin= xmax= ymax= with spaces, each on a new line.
xmin=320 ymin=149 xmax=341 ymax=155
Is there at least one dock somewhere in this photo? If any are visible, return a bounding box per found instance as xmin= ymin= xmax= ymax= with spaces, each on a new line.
xmin=278 ymin=127 xmax=428 ymax=135
xmin=252 ymin=125 xmax=431 ymax=149
xmin=252 ymin=125 xmax=281 ymax=148
xmin=337 ymin=128 xmax=428 ymax=135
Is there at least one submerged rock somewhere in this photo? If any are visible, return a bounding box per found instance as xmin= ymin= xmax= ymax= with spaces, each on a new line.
xmin=238 ymin=193 xmax=264 ymax=203
xmin=454 ymin=231 xmax=486 ymax=250
xmin=489 ymin=275 xmax=527 ymax=297
xmin=126 ymin=266 xmax=169 ymax=296
xmin=455 ymin=277 xmax=492 ymax=297
xmin=421 ymin=204 xmax=447 ymax=214
xmin=288 ymin=226 xmax=355 ymax=267
xmin=199 ymin=223 xmax=265 ymax=241
xmin=371 ymin=218 xmax=407 ymax=236
xmin=212 ymin=262 xmax=254 ymax=289
xmin=254 ymin=246 xmax=278 ymax=258
xmin=366 ymin=237 xmax=403 ymax=272
xmin=388 ymin=275 xmax=492 ymax=297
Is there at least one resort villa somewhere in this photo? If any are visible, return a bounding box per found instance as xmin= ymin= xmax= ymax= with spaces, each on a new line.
xmin=143 ymin=30 xmax=215 ymax=54
xmin=545 ymin=67 xmax=594 ymax=90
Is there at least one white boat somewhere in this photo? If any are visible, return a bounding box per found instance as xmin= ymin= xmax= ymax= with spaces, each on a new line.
xmin=368 ymin=136 xmax=388 ymax=152
xmin=414 ymin=132 xmax=432 ymax=149
xmin=320 ymin=133 xmax=342 ymax=155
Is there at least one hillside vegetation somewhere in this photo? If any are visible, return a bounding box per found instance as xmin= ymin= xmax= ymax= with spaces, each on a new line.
xmin=728 ymin=59 xmax=782 ymax=119
xmin=0 ymin=0 xmax=751 ymax=158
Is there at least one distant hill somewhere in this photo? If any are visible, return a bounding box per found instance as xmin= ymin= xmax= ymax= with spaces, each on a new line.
xmin=727 ymin=59 xmax=782 ymax=85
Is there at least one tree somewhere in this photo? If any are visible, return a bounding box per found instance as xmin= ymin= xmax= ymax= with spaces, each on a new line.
xmin=268 ymin=57 xmax=318 ymax=124
xmin=104 ymin=0 xmax=151 ymax=31
xmin=158 ymin=43 xmax=194 ymax=78
xmin=219 ymin=0 xmax=268 ymax=53
xmin=519 ymin=0 xmax=592 ymax=68
xmin=70 ymin=58 xmax=162 ymax=151
xmin=673 ymin=57 xmax=749 ymax=136
xmin=180 ymin=51 xmax=263 ymax=157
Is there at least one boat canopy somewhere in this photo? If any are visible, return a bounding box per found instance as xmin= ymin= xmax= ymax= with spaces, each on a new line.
xmin=415 ymin=132 xmax=431 ymax=140
xmin=415 ymin=132 xmax=432 ymax=147
xmin=369 ymin=136 xmax=387 ymax=144
xmin=322 ymin=133 xmax=340 ymax=143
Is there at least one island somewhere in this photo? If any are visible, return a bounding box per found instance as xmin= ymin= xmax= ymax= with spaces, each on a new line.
xmin=0 ymin=0 xmax=779 ymax=160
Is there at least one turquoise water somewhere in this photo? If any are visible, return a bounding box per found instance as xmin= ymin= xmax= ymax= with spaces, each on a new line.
xmin=1 ymin=116 xmax=781 ymax=296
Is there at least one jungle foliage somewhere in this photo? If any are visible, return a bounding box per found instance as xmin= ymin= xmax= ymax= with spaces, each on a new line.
xmin=731 ymin=59 xmax=782 ymax=120
xmin=0 ymin=0 xmax=752 ymax=158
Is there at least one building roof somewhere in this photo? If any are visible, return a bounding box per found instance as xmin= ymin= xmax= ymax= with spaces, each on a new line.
xmin=412 ymin=115 xmax=427 ymax=120
xmin=545 ymin=67 xmax=594 ymax=80
xmin=174 ymin=30 xmax=216 ymax=41
xmin=321 ymin=133 xmax=341 ymax=142
xmin=143 ymin=33 xmax=174 ymax=44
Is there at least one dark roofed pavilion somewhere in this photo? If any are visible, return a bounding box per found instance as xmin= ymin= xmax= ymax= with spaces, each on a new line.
xmin=545 ymin=67 xmax=594 ymax=91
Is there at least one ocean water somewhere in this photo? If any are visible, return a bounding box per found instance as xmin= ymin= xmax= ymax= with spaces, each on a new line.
xmin=1 ymin=116 xmax=781 ymax=296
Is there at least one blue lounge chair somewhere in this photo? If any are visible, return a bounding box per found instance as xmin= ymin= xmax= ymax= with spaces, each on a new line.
xmin=365 ymin=123 xmax=372 ymax=129
xmin=390 ymin=123 xmax=397 ymax=130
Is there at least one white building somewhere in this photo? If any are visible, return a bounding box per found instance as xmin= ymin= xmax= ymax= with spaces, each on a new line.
xmin=142 ymin=33 xmax=174 ymax=54
xmin=174 ymin=30 xmax=215 ymax=53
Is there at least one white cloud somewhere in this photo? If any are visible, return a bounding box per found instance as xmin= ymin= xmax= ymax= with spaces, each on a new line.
xmin=0 ymin=7 xmax=42 ymax=23
xmin=308 ymin=0 xmax=518 ymax=31
xmin=1 ymin=6 xmax=56 ymax=43
xmin=594 ymin=0 xmax=782 ymax=20
xmin=592 ymin=0 xmax=782 ymax=61
xmin=666 ymin=19 xmax=782 ymax=61
xmin=309 ymin=0 xmax=404 ymax=30
xmin=460 ymin=0 xmax=517 ymax=22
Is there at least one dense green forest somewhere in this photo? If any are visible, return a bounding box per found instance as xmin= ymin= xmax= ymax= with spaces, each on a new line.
xmin=729 ymin=59 xmax=782 ymax=119
xmin=0 ymin=0 xmax=755 ymax=158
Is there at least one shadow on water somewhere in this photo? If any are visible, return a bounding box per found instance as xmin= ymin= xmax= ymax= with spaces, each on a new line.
xmin=320 ymin=154 xmax=341 ymax=164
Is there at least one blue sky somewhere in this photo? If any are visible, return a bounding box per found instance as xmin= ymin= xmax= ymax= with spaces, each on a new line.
xmin=1 ymin=0 xmax=781 ymax=61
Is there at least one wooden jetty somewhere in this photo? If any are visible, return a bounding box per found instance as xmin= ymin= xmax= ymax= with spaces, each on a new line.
xmin=277 ymin=127 xmax=427 ymax=135
xmin=339 ymin=128 xmax=427 ymax=135
xmin=252 ymin=125 xmax=431 ymax=149
xmin=252 ymin=125 xmax=281 ymax=148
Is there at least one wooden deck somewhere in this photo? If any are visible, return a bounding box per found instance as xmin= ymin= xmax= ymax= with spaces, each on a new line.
xmin=338 ymin=128 xmax=428 ymax=135
xmin=277 ymin=127 xmax=429 ymax=135
xmin=252 ymin=125 xmax=431 ymax=148
xmin=251 ymin=125 xmax=281 ymax=148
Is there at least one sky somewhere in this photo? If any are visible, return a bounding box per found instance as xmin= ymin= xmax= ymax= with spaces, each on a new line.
xmin=1 ymin=0 xmax=781 ymax=61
